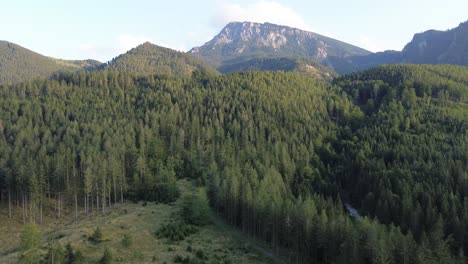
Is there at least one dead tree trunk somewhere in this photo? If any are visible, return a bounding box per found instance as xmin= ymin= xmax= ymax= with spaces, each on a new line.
xmin=8 ymin=188 xmax=11 ymax=219
xmin=74 ymin=193 xmax=78 ymax=219
xmin=22 ymin=194 xmax=26 ymax=224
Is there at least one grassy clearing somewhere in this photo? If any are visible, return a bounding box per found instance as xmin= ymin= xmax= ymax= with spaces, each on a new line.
xmin=0 ymin=180 xmax=277 ymax=263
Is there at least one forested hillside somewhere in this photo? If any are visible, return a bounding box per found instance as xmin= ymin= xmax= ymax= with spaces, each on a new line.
xmin=217 ymin=57 xmax=336 ymax=81
xmin=332 ymin=65 xmax=468 ymax=262
xmin=0 ymin=65 xmax=466 ymax=263
xmin=103 ymin=42 xmax=218 ymax=78
xmin=0 ymin=41 xmax=101 ymax=84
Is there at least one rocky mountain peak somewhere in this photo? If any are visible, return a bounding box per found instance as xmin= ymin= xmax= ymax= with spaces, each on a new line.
xmin=189 ymin=21 xmax=370 ymax=68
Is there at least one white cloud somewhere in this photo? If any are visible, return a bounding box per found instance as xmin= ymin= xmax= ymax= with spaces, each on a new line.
xmin=213 ymin=0 xmax=311 ymax=31
xmin=78 ymin=43 xmax=110 ymax=61
xmin=359 ymin=35 xmax=382 ymax=52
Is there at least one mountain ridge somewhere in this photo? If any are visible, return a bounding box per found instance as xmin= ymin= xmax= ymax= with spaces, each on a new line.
xmin=190 ymin=21 xmax=371 ymax=70
xmin=332 ymin=20 xmax=468 ymax=73
xmin=102 ymin=41 xmax=218 ymax=77
xmin=0 ymin=40 xmax=101 ymax=84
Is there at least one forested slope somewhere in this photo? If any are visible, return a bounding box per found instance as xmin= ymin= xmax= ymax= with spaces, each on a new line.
xmin=332 ymin=64 xmax=468 ymax=261
xmin=103 ymin=42 xmax=218 ymax=78
xmin=0 ymin=41 xmax=101 ymax=84
xmin=0 ymin=66 xmax=466 ymax=263
xmin=217 ymin=57 xmax=336 ymax=81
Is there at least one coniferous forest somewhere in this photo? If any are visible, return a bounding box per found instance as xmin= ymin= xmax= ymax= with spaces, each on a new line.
xmin=0 ymin=63 xmax=466 ymax=263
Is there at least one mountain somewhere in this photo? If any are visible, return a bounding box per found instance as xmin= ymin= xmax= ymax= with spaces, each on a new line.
xmin=103 ymin=42 xmax=218 ymax=77
xmin=332 ymin=21 xmax=468 ymax=73
xmin=328 ymin=50 xmax=402 ymax=73
xmin=401 ymin=21 xmax=468 ymax=65
xmin=0 ymin=41 xmax=101 ymax=84
xmin=217 ymin=56 xmax=336 ymax=80
xmin=189 ymin=21 xmax=370 ymax=73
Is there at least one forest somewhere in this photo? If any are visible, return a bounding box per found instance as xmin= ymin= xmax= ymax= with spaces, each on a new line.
xmin=0 ymin=65 xmax=466 ymax=263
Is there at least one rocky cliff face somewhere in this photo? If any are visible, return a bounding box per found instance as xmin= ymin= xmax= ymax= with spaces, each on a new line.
xmin=190 ymin=22 xmax=370 ymax=68
xmin=330 ymin=21 xmax=468 ymax=74
xmin=401 ymin=21 xmax=468 ymax=65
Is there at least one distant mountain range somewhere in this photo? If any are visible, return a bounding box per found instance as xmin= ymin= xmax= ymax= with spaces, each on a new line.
xmin=0 ymin=41 xmax=101 ymax=84
xmin=1 ymin=20 xmax=467 ymax=84
xmin=331 ymin=21 xmax=468 ymax=73
xmin=191 ymin=21 xmax=468 ymax=75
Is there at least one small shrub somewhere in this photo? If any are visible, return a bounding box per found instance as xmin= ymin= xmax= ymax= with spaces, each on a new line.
xmin=73 ymin=250 xmax=84 ymax=263
xmin=132 ymin=250 xmax=144 ymax=260
xmin=65 ymin=243 xmax=74 ymax=263
xmin=43 ymin=243 xmax=65 ymax=264
xmin=174 ymin=255 xmax=184 ymax=263
xmin=18 ymin=249 xmax=41 ymax=264
xmin=155 ymin=222 xmax=198 ymax=241
xmin=181 ymin=188 xmax=210 ymax=226
xmin=20 ymin=224 xmax=41 ymax=251
xmin=121 ymin=234 xmax=133 ymax=248
xmin=100 ymin=248 xmax=112 ymax=264
xmin=173 ymin=254 xmax=207 ymax=264
xmin=195 ymin=249 xmax=206 ymax=259
xmin=89 ymin=227 xmax=103 ymax=243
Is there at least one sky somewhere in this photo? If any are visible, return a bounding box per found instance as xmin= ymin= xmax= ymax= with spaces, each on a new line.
xmin=1 ymin=0 xmax=467 ymax=62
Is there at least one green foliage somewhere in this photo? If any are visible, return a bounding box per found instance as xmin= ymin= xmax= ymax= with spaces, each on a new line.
xmin=100 ymin=248 xmax=113 ymax=264
xmin=63 ymin=243 xmax=83 ymax=264
xmin=0 ymin=41 xmax=101 ymax=85
xmin=42 ymin=243 xmax=65 ymax=264
xmin=103 ymin=42 xmax=218 ymax=78
xmin=20 ymin=224 xmax=41 ymax=251
xmin=182 ymin=188 xmax=210 ymax=226
xmin=129 ymin=159 xmax=180 ymax=203
xmin=156 ymin=222 xmax=198 ymax=242
xmin=0 ymin=65 xmax=466 ymax=263
xmin=18 ymin=249 xmax=40 ymax=264
xmin=174 ymin=254 xmax=208 ymax=264
xmin=121 ymin=234 xmax=133 ymax=248
xmin=217 ymin=57 xmax=336 ymax=81
xmin=64 ymin=243 xmax=74 ymax=264
xmin=89 ymin=227 xmax=103 ymax=244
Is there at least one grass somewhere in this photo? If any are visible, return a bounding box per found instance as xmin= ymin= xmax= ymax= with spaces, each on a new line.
xmin=0 ymin=180 xmax=277 ymax=264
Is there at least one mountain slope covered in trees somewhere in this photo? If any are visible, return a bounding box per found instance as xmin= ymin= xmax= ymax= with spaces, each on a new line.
xmin=217 ymin=57 xmax=336 ymax=81
xmin=332 ymin=64 xmax=468 ymax=260
xmin=0 ymin=64 xmax=466 ymax=263
xmin=103 ymin=42 xmax=218 ymax=78
xmin=0 ymin=41 xmax=101 ymax=84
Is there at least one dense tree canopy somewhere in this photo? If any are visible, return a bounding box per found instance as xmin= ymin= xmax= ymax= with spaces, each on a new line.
xmin=0 ymin=41 xmax=100 ymax=85
xmin=102 ymin=42 xmax=218 ymax=78
xmin=0 ymin=65 xmax=466 ymax=263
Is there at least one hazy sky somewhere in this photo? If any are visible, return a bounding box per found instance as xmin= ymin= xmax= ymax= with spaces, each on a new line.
xmin=1 ymin=0 xmax=467 ymax=62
